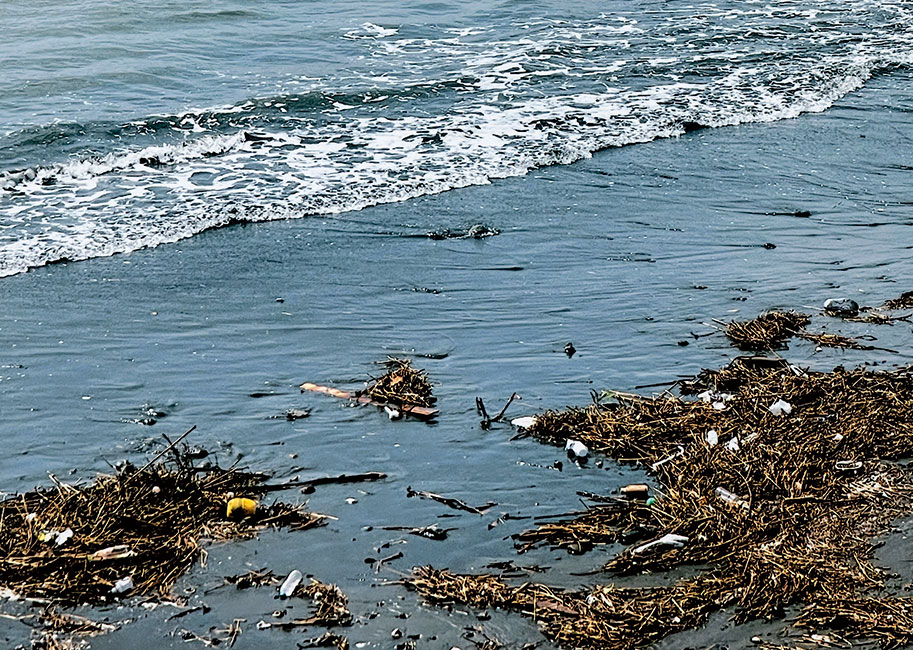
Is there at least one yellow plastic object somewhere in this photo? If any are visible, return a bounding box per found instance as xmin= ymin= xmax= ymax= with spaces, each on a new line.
xmin=226 ymin=497 xmax=258 ymax=520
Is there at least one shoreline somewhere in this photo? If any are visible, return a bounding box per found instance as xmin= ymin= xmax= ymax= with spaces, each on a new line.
xmin=2 ymin=71 xmax=913 ymax=649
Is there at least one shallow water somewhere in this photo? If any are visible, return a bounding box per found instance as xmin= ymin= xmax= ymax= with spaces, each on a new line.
xmin=4 ymin=0 xmax=913 ymax=645
xmin=1 ymin=69 xmax=913 ymax=647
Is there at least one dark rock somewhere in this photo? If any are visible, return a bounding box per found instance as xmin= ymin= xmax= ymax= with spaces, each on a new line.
xmin=286 ymin=408 xmax=311 ymax=421
xmin=823 ymin=298 xmax=859 ymax=318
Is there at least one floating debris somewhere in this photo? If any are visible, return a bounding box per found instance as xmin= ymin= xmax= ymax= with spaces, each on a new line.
xmin=723 ymin=311 xmax=810 ymax=350
xmin=426 ymin=224 xmax=500 ymax=240
xmin=406 ymin=486 xmax=495 ymax=515
xmin=274 ymin=579 xmax=353 ymax=628
xmin=363 ymin=358 xmax=436 ymax=409
xmin=301 ymin=358 xmax=438 ymax=419
xmin=224 ymin=568 xmax=278 ymax=590
xmin=412 ymin=354 xmax=913 ymax=649
xmin=286 ymin=408 xmax=311 ymax=420
xmin=0 ymin=437 xmax=326 ymax=607
xmin=883 ymin=290 xmax=913 ymax=310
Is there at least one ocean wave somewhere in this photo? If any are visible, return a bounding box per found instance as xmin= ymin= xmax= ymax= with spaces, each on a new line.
xmin=1 ymin=0 xmax=912 ymax=277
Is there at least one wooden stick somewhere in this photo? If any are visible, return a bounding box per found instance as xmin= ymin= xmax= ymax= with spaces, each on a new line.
xmin=300 ymin=382 xmax=438 ymax=418
xmin=126 ymin=425 xmax=196 ymax=483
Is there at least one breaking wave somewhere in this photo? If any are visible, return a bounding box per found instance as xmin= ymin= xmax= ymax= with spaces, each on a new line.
xmin=1 ymin=1 xmax=912 ymax=276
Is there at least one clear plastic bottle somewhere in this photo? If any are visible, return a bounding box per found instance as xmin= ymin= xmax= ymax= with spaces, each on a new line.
xmin=278 ymin=569 xmax=303 ymax=598
xmin=714 ymin=487 xmax=749 ymax=511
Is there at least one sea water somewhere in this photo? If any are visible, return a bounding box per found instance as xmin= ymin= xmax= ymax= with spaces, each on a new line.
xmin=2 ymin=2 xmax=913 ymax=648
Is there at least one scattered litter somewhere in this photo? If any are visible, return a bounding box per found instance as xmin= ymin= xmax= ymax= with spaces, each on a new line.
xmin=278 ymin=569 xmax=303 ymax=598
xmin=705 ymin=430 xmax=718 ymax=446
xmin=714 ymin=487 xmax=749 ymax=511
xmin=0 ymin=430 xmax=326 ymax=607
xmin=565 ymin=439 xmax=589 ymax=459
xmin=88 ymin=545 xmax=135 ymax=562
xmin=725 ymin=436 xmax=740 ymax=452
xmin=406 ymin=486 xmax=495 ymax=515
xmin=111 ymin=576 xmax=134 ymax=594
xmin=226 ymin=497 xmax=258 ymax=520
xmin=411 ymin=350 xmax=913 ymax=650
xmin=620 ymin=484 xmax=649 ymax=500
xmin=510 ymin=416 xmax=537 ymax=430
xmin=631 ymin=533 xmax=688 ymax=555
xmin=384 ymin=405 xmax=402 ymax=420
xmin=768 ymin=399 xmax=793 ymax=416
xmin=285 ymin=408 xmax=311 ymax=420
xmin=54 ymin=528 xmax=74 ymax=546
xmin=835 ymin=460 xmax=862 ymax=472
xmin=650 ymin=445 xmax=684 ymax=471
xmin=697 ymin=391 xmax=733 ymax=410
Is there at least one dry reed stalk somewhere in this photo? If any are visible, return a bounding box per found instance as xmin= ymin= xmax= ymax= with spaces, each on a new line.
xmin=724 ymin=311 xmax=810 ymax=350
xmin=0 ymin=454 xmax=326 ymax=607
xmin=883 ymin=291 xmax=913 ymax=310
xmin=411 ymin=354 xmax=913 ymax=648
xmin=362 ymin=358 xmax=436 ymax=408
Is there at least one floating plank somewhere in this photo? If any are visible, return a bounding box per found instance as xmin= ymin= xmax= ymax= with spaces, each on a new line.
xmin=300 ymin=382 xmax=438 ymax=418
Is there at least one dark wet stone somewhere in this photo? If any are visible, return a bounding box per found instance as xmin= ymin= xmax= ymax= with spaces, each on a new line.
xmin=823 ymin=298 xmax=859 ymax=318
xmin=286 ymin=408 xmax=311 ymax=420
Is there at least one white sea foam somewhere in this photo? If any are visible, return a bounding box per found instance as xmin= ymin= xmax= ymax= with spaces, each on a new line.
xmin=1 ymin=0 xmax=912 ymax=276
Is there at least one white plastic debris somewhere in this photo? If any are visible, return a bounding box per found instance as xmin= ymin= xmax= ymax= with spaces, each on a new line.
xmin=383 ymin=405 xmax=401 ymax=420
xmin=725 ymin=436 xmax=740 ymax=452
xmin=705 ymin=430 xmax=719 ymax=446
xmin=768 ymin=399 xmax=793 ymax=416
xmin=698 ymin=391 xmax=732 ymax=410
xmin=565 ymin=439 xmax=588 ymax=459
xmin=632 ymin=533 xmax=689 ymax=555
xmin=651 ymin=445 xmax=685 ymax=471
xmin=510 ymin=416 xmax=537 ymax=430
xmin=278 ymin=569 xmax=303 ymax=598
xmin=111 ymin=576 xmax=134 ymax=594
xmin=256 ymin=621 xmax=272 ymax=630
xmin=54 ymin=528 xmax=74 ymax=547
xmin=25 ymin=513 xmax=36 ymax=523
xmin=833 ymin=433 xmax=844 ymax=443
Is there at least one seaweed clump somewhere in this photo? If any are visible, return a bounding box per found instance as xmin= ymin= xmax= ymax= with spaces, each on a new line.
xmin=362 ymin=358 xmax=436 ymax=409
xmin=724 ymin=310 xmax=810 ymax=349
xmin=410 ymin=357 xmax=913 ymax=649
xmin=883 ymin=290 xmax=913 ymax=310
xmin=0 ymin=448 xmax=326 ymax=607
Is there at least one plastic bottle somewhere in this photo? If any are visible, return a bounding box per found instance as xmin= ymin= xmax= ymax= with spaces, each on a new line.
xmin=111 ymin=576 xmax=134 ymax=594
xmin=714 ymin=487 xmax=749 ymax=511
xmin=565 ymin=439 xmax=588 ymax=459
xmin=278 ymin=569 xmax=303 ymax=598
xmin=620 ymin=484 xmax=649 ymax=500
